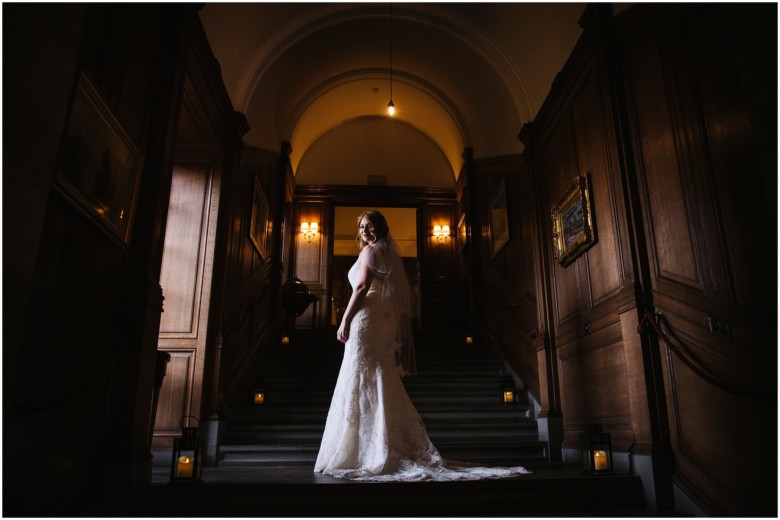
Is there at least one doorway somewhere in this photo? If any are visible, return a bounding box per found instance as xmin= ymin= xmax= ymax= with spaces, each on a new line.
xmin=330 ymin=206 xmax=420 ymax=328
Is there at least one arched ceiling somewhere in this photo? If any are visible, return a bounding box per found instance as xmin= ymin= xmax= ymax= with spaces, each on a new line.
xmin=199 ymin=3 xmax=586 ymax=188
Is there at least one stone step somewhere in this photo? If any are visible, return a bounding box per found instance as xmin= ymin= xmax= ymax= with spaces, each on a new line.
xmin=217 ymin=440 xmax=549 ymax=467
xmin=139 ymin=463 xmax=648 ymax=517
xmin=222 ymin=427 xmax=539 ymax=443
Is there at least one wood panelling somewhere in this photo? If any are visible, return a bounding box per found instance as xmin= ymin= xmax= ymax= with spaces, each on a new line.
xmin=524 ymin=3 xmax=669 ymax=507
xmin=539 ymin=123 xmax=583 ymax=330
xmin=217 ymin=150 xmax=280 ymax=404
xmin=5 ymin=5 xmax=192 ymax=514
xmin=470 ymin=155 xmax=540 ymax=402
xmin=155 ymin=351 xmax=194 ymax=432
xmin=618 ymin=310 xmax=655 ymax=454
xmin=626 ymin=37 xmax=702 ymax=290
xmin=557 ymin=324 xmax=633 ymax=450
xmin=153 ymin=12 xmax=252 ymax=451
xmin=154 ymin=163 xmax=217 ymax=449
xmin=616 ymin=5 xmax=776 ymax=515
xmin=570 ymin=64 xmax=626 ymax=305
xmin=421 ymin=202 xmax=457 ymax=327
xmin=159 ymin=164 xmax=211 ymax=335
xmin=522 ymin=3 xmax=775 ymax=515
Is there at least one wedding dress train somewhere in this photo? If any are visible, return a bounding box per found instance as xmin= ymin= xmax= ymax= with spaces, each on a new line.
xmin=314 ymin=246 xmax=530 ymax=482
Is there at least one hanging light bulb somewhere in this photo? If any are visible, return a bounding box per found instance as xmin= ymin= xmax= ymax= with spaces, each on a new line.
xmin=387 ymin=99 xmax=395 ymax=116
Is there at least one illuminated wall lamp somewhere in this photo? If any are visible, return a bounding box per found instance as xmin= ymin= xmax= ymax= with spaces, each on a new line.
xmin=432 ymin=225 xmax=450 ymax=244
xmin=300 ymin=222 xmax=319 ymax=243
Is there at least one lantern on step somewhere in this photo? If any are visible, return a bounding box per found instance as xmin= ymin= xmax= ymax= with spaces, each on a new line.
xmin=169 ymin=416 xmax=203 ymax=483
xmin=581 ymin=423 xmax=613 ymax=475
xmin=253 ymin=379 xmax=266 ymax=405
xmin=500 ymin=376 xmax=516 ymax=404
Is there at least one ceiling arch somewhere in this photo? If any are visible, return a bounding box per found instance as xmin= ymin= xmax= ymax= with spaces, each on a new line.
xmin=287 ymin=71 xmax=467 ymax=181
xmin=199 ymin=3 xmax=585 ymax=186
xmin=296 ymin=116 xmax=454 ymax=188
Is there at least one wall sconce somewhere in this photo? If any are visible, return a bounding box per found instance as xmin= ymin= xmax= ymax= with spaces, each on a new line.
xmin=169 ymin=416 xmax=202 ymax=483
xmin=300 ymin=222 xmax=319 ymax=243
xmin=432 ymin=225 xmax=450 ymax=244
xmin=581 ymin=423 xmax=614 ymax=475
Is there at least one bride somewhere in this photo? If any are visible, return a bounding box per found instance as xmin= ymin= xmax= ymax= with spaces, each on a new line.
xmin=314 ymin=210 xmax=530 ymax=482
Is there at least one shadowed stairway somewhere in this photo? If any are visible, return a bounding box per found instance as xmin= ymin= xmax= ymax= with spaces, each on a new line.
xmin=139 ymin=329 xmax=650 ymax=517
xmin=218 ymin=328 xmax=547 ymax=467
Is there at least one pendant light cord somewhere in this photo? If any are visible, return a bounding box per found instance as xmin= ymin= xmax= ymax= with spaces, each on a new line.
xmin=389 ymin=2 xmax=393 ymax=100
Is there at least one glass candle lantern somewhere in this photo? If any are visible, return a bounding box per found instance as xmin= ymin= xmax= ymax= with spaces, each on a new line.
xmin=169 ymin=416 xmax=203 ymax=483
xmin=253 ymin=378 xmax=267 ymax=405
xmin=581 ymin=423 xmax=614 ymax=475
xmin=500 ymin=376 xmax=516 ymax=404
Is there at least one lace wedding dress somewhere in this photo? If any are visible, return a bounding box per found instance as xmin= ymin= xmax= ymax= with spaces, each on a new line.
xmin=314 ymin=243 xmax=530 ymax=482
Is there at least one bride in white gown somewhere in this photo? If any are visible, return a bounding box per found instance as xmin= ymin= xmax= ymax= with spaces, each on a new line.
xmin=314 ymin=210 xmax=530 ymax=482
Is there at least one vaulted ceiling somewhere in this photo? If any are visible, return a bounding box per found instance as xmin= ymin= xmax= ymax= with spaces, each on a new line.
xmin=199 ymin=3 xmax=587 ymax=188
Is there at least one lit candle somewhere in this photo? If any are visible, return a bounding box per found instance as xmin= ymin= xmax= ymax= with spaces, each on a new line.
xmin=594 ymin=450 xmax=608 ymax=470
xmin=254 ymin=392 xmax=265 ymax=405
xmin=177 ymin=456 xmax=193 ymax=478
xmin=281 ymin=335 xmax=290 ymax=345
xmin=503 ymin=390 xmax=514 ymax=403
xmin=465 ymin=336 xmax=474 ymax=344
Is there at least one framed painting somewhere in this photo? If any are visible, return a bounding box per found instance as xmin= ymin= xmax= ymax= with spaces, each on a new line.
xmin=53 ymin=73 xmax=142 ymax=244
xmin=249 ymin=173 xmax=269 ymax=259
xmin=551 ymin=173 xmax=596 ymax=267
xmin=488 ymin=179 xmax=509 ymax=259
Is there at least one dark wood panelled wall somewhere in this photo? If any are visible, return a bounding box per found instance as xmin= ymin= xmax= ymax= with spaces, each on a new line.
xmin=516 ymin=4 xmax=776 ymax=516
xmin=5 ymin=4 xmax=196 ymax=515
xmin=457 ymin=150 xmax=542 ymax=414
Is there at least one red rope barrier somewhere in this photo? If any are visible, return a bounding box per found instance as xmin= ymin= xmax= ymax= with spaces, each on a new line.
xmin=637 ymin=311 xmax=770 ymax=400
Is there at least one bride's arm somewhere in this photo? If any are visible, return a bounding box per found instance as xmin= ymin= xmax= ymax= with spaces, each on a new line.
xmin=337 ymin=256 xmax=375 ymax=343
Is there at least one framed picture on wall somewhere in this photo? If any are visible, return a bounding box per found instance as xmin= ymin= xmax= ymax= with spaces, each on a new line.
xmin=53 ymin=73 xmax=142 ymax=244
xmin=249 ymin=173 xmax=269 ymax=259
xmin=488 ymin=179 xmax=510 ymax=259
xmin=551 ymin=173 xmax=596 ymax=267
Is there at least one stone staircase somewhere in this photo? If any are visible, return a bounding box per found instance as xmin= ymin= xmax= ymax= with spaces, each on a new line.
xmin=219 ymin=328 xmax=548 ymax=467
xmin=143 ymin=328 xmax=652 ymax=517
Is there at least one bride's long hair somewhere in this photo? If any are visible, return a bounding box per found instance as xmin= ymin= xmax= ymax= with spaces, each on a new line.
xmin=355 ymin=210 xmax=389 ymax=250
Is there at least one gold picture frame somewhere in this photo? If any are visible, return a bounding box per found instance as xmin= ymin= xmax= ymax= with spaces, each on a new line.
xmin=53 ymin=73 xmax=142 ymax=244
xmin=551 ymin=173 xmax=596 ymax=267
xmin=249 ymin=173 xmax=269 ymax=259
